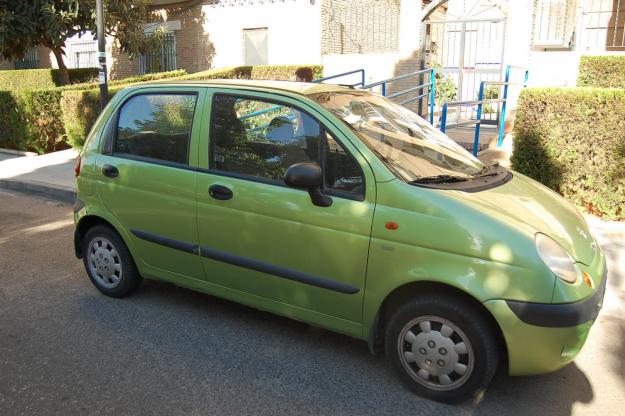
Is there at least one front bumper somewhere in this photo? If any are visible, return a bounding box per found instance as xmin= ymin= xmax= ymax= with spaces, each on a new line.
xmin=483 ymin=271 xmax=606 ymax=375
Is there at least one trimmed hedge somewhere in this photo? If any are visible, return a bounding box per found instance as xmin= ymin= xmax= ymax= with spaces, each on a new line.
xmin=0 ymin=69 xmax=56 ymax=90
xmin=512 ymin=87 xmax=625 ymax=220
xmin=58 ymin=64 xmax=320 ymax=92
xmin=174 ymin=65 xmax=323 ymax=82
xmin=577 ymin=56 xmax=625 ymax=88
xmin=61 ymin=87 xmax=124 ymax=149
xmin=0 ymin=89 xmax=65 ymax=153
xmin=0 ymin=68 xmax=99 ymax=90
xmin=63 ymin=68 xmax=99 ymax=85
xmin=60 ymin=69 xmax=187 ymax=91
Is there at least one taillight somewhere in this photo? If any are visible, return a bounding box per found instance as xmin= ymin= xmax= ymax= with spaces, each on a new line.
xmin=74 ymin=156 xmax=82 ymax=177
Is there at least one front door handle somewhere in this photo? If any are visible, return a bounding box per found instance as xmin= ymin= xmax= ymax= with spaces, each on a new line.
xmin=209 ymin=184 xmax=233 ymax=200
xmin=102 ymin=164 xmax=119 ymax=178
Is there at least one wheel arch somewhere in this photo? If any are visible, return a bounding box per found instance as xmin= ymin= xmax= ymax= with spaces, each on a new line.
xmin=74 ymin=215 xmax=126 ymax=258
xmin=368 ymin=280 xmax=508 ymax=368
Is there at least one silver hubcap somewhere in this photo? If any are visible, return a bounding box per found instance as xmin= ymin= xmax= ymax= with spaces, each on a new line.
xmin=87 ymin=237 xmax=122 ymax=288
xmin=397 ymin=315 xmax=474 ymax=391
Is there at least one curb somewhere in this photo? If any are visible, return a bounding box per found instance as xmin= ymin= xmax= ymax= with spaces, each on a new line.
xmin=0 ymin=179 xmax=75 ymax=204
xmin=0 ymin=148 xmax=38 ymax=157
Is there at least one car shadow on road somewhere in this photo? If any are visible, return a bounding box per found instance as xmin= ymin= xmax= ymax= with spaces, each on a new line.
xmin=67 ymin=277 xmax=595 ymax=415
xmin=468 ymin=363 xmax=593 ymax=415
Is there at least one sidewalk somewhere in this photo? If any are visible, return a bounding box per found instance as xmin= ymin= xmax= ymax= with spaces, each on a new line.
xmin=0 ymin=149 xmax=77 ymax=203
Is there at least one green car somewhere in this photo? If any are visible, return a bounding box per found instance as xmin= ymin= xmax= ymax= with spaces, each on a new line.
xmin=73 ymin=80 xmax=606 ymax=403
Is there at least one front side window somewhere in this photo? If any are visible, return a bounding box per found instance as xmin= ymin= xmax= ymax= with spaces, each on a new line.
xmin=210 ymin=94 xmax=365 ymax=198
xmin=211 ymin=94 xmax=321 ymax=181
xmin=115 ymin=93 xmax=197 ymax=165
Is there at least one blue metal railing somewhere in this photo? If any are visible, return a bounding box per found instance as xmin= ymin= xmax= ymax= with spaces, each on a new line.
xmin=238 ymin=69 xmax=365 ymax=130
xmin=440 ymin=65 xmax=529 ymax=156
xmin=313 ymin=69 xmax=366 ymax=87
xmin=362 ymin=68 xmax=436 ymax=125
xmin=497 ymin=65 xmax=529 ymax=147
xmin=239 ymin=105 xmax=283 ymax=121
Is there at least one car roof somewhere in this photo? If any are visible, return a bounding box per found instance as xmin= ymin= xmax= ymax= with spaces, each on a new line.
xmin=144 ymin=78 xmax=357 ymax=96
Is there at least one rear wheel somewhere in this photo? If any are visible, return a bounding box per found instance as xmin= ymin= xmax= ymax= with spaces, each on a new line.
xmin=82 ymin=225 xmax=142 ymax=297
xmin=385 ymin=294 xmax=499 ymax=403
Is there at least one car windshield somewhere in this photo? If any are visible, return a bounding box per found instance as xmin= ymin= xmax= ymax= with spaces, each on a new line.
xmin=308 ymin=91 xmax=485 ymax=182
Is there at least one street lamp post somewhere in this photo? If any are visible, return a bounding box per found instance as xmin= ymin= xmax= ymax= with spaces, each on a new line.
xmin=96 ymin=0 xmax=108 ymax=109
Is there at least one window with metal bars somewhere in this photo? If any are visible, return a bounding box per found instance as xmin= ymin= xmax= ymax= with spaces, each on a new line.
xmin=581 ymin=0 xmax=625 ymax=50
xmin=65 ymin=39 xmax=98 ymax=69
xmin=14 ymin=48 xmax=39 ymax=69
xmin=532 ymin=0 xmax=578 ymax=48
xmin=140 ymin=32 xmax=177 ymax=74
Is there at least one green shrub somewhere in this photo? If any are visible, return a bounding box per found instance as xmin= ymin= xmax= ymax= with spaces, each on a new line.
xmin=0 ymin=89 xmax=65 ymax=153
xmin=61 ymin=87 xmax=123 ymax=148
xmin=434 ymin=72 xmax=457 ymax=105
xmin=65 ymin=68 xmax=99 ymax=84
xmin=512 ymin=87 xmax=625 ymax=220
xmin=481 ymin=85 xmax=499 ymax=114
xmin=113 ymin=69 xmax=187 ymax=85
xmin=247 ymin=65 xmax=323 ymax=80
xmin=0 ymin=69 xmax=56 ymax=90
xmin=0 ymin=68 xmax=99 ymax=90
xmin=60 ymin=69 xmax=187 ymax=91
xmin=175 ymin=65 xmax=323 ymax=82
xmin=577 ymin=56 xmax=625 ymax=88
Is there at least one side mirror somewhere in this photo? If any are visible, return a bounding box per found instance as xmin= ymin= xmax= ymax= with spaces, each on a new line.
xmin=284 ymin=162 xmax=332 ymax=207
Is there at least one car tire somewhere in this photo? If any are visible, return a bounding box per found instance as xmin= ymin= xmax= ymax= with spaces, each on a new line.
xmin=384 ymin=294 xmax=499 ymax=403
xmin=82 ymin=225 xmax=142 ymax=298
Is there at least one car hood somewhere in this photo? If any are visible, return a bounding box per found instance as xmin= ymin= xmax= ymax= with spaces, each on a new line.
xmin=452 ymin=171 xmax=596 ymax=265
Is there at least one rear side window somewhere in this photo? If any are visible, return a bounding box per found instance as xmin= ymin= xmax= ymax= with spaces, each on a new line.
xmin=115 ymin=93 xmax=197 ymax=165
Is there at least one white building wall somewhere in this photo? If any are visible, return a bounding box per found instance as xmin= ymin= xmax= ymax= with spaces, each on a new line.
xmin=321 ymin=52 xmax=401 ymax=85
xmin=202 ymin=0 xmax=321 ymax=68
xmin=527 ymin=0 xmax=625 ymax=88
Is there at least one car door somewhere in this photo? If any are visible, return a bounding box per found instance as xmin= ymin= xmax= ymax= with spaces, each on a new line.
xmin=97 ymin=88 xmax=206 ymax=281
xmin=195 ymin=89 xmax=376 ymax=330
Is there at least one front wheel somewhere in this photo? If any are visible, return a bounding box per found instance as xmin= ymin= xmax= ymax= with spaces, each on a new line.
xmin=385 ymin=295 xmax=499 ymax=403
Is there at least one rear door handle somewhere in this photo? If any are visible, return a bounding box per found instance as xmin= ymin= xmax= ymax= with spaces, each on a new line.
xmin=209 ymin=184 xmax=233 ymax=200
xmin=102 ymin=164 xmax=119 ymax=178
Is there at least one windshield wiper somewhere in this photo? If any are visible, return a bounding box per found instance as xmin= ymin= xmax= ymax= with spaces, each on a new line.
xmin=411 ymin=175 xmax=470 ymax=184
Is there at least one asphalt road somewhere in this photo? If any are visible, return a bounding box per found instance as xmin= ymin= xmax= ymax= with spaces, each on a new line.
xmin=1 ymin=190 xmax=624 ymax=416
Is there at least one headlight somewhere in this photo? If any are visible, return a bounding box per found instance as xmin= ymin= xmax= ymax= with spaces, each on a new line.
xmin=535 ymin=233 xmax=578 ymax=283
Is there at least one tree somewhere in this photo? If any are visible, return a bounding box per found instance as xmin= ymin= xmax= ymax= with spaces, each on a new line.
xmin=0 ymin=1 xmax=165 ymax=85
